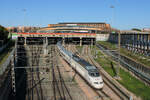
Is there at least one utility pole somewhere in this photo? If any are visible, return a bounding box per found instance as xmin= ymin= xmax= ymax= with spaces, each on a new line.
xmin=117 ymin=31 xmax=121 ymax=78
xmin=22 ymin=9 xmax=26 ymax=33
xmin=110 ymin=5 xmax=120 ymax=78
xmin=23 ymin=9 xmax=26 ymax=26
xmin=110 ymin=5 xmax=115 ymax=27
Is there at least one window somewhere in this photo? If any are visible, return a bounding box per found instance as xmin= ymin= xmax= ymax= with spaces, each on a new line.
xmin=90 ymin=73 xmax=95 ymax=76
xmin=89 ymin=72 xmax=100 ymax=77
xmin=96 ymin=73 xmax=100 ymax=77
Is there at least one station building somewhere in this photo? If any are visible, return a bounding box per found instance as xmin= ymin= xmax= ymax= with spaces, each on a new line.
xmin=38 ymin=22 xmax=111 ymax=33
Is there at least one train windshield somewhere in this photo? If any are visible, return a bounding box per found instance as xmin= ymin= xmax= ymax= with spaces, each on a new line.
xmin=89 ymin=72 xmax=100 ymax=77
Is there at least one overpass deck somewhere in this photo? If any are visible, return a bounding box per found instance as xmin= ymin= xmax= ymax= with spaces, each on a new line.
xmin=17 ymin=33 xmax=96 ymax=38
xmin=17 ymin=33 xmax=96 ymax=45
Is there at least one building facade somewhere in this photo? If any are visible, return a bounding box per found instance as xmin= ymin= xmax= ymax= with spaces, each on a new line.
xmin=46 ymin=22 xmax=111 ymax=33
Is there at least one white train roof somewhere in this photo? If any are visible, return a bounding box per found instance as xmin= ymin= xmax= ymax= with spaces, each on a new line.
xmin=57 ymin=42 xmax=98 ymax=73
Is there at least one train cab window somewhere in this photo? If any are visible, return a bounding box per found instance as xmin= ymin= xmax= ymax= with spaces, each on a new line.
xmin=89 ymin=72 xmax=100 ymax=77
xmin=96 ymin=73 xmax=100 ymax=77
xmin=90 ymin=73 xmax=95 ymax=76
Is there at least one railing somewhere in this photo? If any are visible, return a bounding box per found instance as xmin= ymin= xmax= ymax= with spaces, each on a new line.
xmin=97 ymin=44 xmax=150 ymax=84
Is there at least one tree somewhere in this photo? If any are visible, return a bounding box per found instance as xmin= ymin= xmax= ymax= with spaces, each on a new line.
xmin=0 ymin=25 xmax=9 ymax=41
xmin=131 ymin=28 xmax=142 ymax=32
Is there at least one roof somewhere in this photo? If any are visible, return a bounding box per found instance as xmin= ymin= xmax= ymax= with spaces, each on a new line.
xmin=57 ymin=42 xmax=98 ymax=72
xmin=72 ymin=55 xmax=97 ymax=71
xmin=120 ymin=30 xmax=150 ymax=34
xmin=58 ymin=22 xmax=106 ymax=24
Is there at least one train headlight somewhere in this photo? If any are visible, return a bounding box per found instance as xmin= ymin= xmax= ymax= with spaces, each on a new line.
xmin=94 ymin=82 xmax=98 ymax=84
xmin=100 ymin=82 xmax=103 ymax=84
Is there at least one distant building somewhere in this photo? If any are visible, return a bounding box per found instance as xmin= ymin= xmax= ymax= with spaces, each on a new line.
xmin=143 ymin=28 xmax=150 ymax=32
xmin=45 ymin=22 xmax=111 ymax=33
xmin=7 ymin=26 xmax=40 ymax=33
xmin=49 ymin=22 xmax=110 ymax=29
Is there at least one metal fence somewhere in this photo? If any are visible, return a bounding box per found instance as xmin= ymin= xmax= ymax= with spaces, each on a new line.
xmin=97 ymin=44 xmax=150 ymax=84
xmin=0 ymin=48 xmax=15 ymax=75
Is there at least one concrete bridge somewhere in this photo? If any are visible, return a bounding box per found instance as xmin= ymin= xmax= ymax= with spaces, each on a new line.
xmin=17 ymin=33 xmax=96 ymax=45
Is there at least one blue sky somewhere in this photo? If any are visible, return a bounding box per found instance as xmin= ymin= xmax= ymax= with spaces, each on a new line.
xmin=0 ymin=0 xmax=150 ymax=30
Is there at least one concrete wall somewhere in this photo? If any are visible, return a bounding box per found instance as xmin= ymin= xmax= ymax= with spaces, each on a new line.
xmin=96 ymin=34 xmax=110 ymax=41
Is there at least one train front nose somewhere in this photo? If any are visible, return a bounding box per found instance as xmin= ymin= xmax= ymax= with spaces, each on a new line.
xmin=93 ymin=81 xmax=104 ymax=89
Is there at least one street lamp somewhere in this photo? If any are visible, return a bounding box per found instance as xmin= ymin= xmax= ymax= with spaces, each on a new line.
xmin=22 ymin=9 xmax=26 ymax=26
xmin=116 ymin=30 xmax=121 ymax=78
xmin=110 ymin=5 xmax=115 ymax=27
xmin=110 ymin=5 xmax=120 ymax=78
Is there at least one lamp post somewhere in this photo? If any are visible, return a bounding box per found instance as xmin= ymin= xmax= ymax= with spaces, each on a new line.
xmin=110 ymin=5 xmax=120 ymax=78
xmin=23 ymin=9 xmax=26 ymax=27
xmin=116 ymin=31 xmax=121 ymax=78
xmin=110 ymin=5 xmax=115 ymax=27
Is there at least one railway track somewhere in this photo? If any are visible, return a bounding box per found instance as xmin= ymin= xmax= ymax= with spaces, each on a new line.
xmin=72 ymin=45 xmax=131 ymax=100
xmin=85 ymin=46 xmax=130 ymax=100
xmin=82 ymin=46 xmax=111 ymax=100
xmin=27 ymin=45 xmax=44 ymax=100
xmin=97 ymin=44 xmax=150 ymax=85
xmin=67 ymin=45 xmax=111 ymax=100
xmin=50 ymin=45 xmax=73 ymax=100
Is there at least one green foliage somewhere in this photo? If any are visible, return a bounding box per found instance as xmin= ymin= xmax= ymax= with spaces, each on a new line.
xmin=76 ymin=45 xmax=83 ymax=53
xmin=91 ymin=46 xmax=116 ymax=77
xmin=0 ymin=25 xmax=9 ymax=40
xmin=118 ymin=69 xmax=150 ymax=100
xmin=95 ymin=41 xmax=150 ymax=99
xmin=97 ymin=41 xmax=117 ymax=50
xmin=97 ymin=41 xmax=150 ymax=67
xmin=0 ymin=40 xmax=15 ymax=66
xmin=132 ymin=28 xmax=142 ymax=32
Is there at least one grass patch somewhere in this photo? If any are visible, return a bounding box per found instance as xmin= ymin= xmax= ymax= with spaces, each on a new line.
xmin=91 ymin=45 xmax=150 ymax=100
xmin=76 ymin=45 xmax=83 ymax=53
xmin=91 ymin=47 xmax=116 ymax=77
xmin=97 ymin=41 xmax=117 ymax=50
xmin=118 ymin=69 xmax=150 ymax=100
xmin=0 ymin=40 xmax=15 ymax=66
xmin=97 ymin=41 xmax=150 ymax=67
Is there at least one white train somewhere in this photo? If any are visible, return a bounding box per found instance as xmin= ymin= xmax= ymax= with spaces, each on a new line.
xmin=57 ymin=42 xmax=104 ymax=89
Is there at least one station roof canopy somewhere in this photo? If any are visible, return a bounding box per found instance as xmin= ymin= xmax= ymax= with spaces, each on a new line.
xmin=58 ymin=22 xmax=106 ymax=24
xmin=120 ymin=30 xmax=150 ymax=34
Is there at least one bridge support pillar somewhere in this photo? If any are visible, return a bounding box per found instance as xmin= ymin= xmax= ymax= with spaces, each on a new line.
xmin=63 ymin=37 xmax=65 ymax=45
xmin=80 ymin=37 xmax=82 ymax=46
xmin=91 ymin=39 xmax=93 ymax=46
xmin=46 ymin=37 xmax=48 ymax=45
xmin=44 ymin=37 xmax=48 ymax=55
xmin=24 ymin=37 xmax=26 ymax=45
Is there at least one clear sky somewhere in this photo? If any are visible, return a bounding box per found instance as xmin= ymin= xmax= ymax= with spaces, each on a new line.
xmin=0 ymin=0 xmax=150 ymax=30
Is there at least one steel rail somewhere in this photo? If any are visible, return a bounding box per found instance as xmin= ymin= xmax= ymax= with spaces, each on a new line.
xmin=87 ymin=46 xmax=130 ymax=100
xmin=55 ymin=46 xmax=73 ymax=100
xmin=97 ymin=44 xmax=150 ymax=85
xmin=84 ymin=46 xmax=111 ymax=100
xmin=68 ymin=45 xmax=111 ymax=100
xmin=51 ymin=45 xmax=63 ymax=100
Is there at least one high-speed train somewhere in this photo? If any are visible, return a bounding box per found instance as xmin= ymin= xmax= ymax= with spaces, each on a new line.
xmin=57 ymin=42 xmax=104 ymax=89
